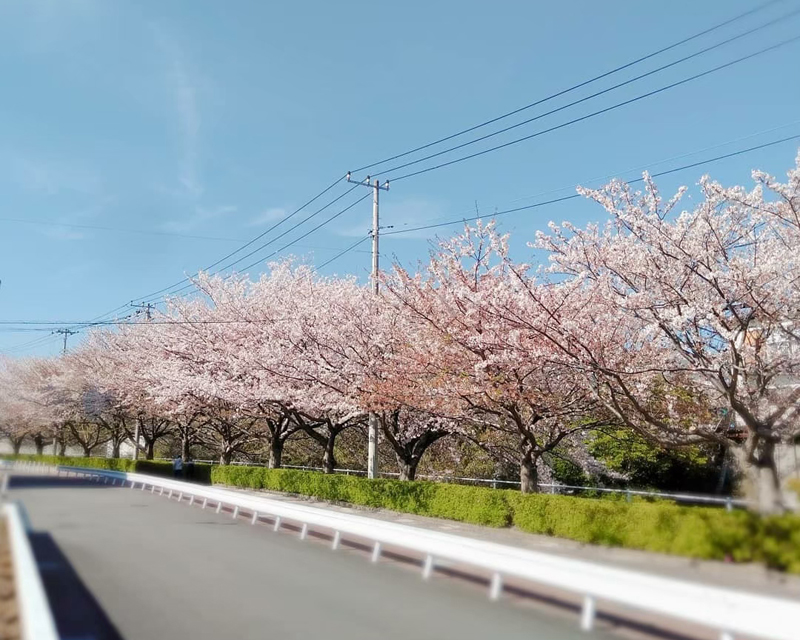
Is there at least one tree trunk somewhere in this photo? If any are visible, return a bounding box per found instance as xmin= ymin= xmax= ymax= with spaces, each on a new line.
xmin=734 ymin=443 xmax=785 ymax=514
xmin=11 ymin=438 xmax=23 ymax=455
xmin=520 ymin=456 xmax=539 ymax=494
xmin=145 ymin=440 xmax=155 ymax=460
xmin=33 ymin=436 xmax=46 ymax=456
xmin=219 ymin=448 xmax=233 ymax=465
xmin=181 ymin=436 xmax=191 ymax=463
xmin=81 ymin=444 xmax=93 ymax=457
xmin=111 ymin=441 xmax=121 ymax=459
xmin=322 ymin=434 xmax=336 ymax=474
xmin=58 ymin=439 xmax=66 ymax=456
xmin=268 ymin=438 xmax=284 ymax=469
xmin=397 ymin=459 xmax=417 ymax=481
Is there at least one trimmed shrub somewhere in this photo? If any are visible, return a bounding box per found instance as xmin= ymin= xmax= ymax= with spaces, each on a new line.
xmin=211 ymin=467 xmax=512 ymax=527
xmin=211 ymin=465 xmax=799 ymax=572
xmin=2 ymin=454 xmax=136 ymax=471
xmin=504 ymin=491 xmax=761 ymax=561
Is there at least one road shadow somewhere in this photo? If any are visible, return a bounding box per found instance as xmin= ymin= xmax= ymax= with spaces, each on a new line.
xmin=8 ymin=476 xmax=115 ymax=490
xmin=29 ymin=531 xmax=124 ymax=640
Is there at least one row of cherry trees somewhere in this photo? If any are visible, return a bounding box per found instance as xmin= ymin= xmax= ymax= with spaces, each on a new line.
xmin=1 ymin=153 xmax=798 ymax=510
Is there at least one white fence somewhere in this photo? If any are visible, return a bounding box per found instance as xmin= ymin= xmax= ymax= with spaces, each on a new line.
xmin=2 ymin=500 xmax=59 ymax=640
xmin=158 ymin=458 xmax=747 ymax=509
xmin=9 ymin=460 xmax=793 ymax=640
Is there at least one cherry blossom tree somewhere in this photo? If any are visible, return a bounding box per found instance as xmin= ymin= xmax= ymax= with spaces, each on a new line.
xmin=0 ymin=359 xmax=40 ymax=453
xmin=386 ymin=222 xmax=611 ymax=491
xmin=532 ymin=152 xmax=800 ymax=512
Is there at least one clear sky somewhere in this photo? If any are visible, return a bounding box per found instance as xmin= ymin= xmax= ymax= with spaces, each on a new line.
xmin=1 ymin=0 xmax=799 ymax=356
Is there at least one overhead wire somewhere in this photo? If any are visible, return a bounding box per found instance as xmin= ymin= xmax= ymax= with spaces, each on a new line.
xmin=0 ymin=218 xmax=244 ymax=242
xmin=386 ymin=34 xmax=800 ymax=183
xmin=157 ymin=193 xmax=371 ymax=297
xmin=0 ymin=334 xmax=64 ymax=355
xmin=129 ymin=174 xmax=347 ymax=305
xmin=20 ymin=1 xmax=796 ymax=344
xmin=316 ymin=235 xmax=372 ymax=270
xmin=389 ymin=118 xmax=800 ymax=230
xmin=5 ymin=130 xmax=799 ymax=336
xmin=107 ymin=2 xmax=793 ymax=314
xmin=352 ymin=0 xmax=783 ymax=173
xmin=154 ymin=23 xmax=800 ymax=295
xmin=368 ymin=7 xmax=800 ymax=179
xmin=381 ymin=132 xmax=800 ymax=237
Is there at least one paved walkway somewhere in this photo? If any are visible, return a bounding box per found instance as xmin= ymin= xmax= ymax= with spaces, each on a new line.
xmin=219 ymin=483 xmax=800 ymax=600
xmin=9 ymin=474 xmax=612 ymax=640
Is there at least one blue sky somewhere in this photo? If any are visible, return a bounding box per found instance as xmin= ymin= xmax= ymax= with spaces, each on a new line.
xmin=1 ymin=0 xmax=799 ymax=356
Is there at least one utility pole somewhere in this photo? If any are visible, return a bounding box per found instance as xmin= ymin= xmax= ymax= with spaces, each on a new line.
xmin=53 ymin=327 xmax=78 ymax=455
xmin=129 ymin=302 xmax=154 ymax=460
xmin=130 ymin=302 xmax=154 ymax=320
xmin=54 ymin=328 xmax=78 ymax=354
xmin=346 ymin=172 xmax=389 ymax=479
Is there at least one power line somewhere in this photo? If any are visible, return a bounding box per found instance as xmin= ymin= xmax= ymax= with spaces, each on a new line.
xmin=72 ymin=3 xmax=787 ymax=327
xmin=352 ymin=0 xmax=783 ymax=174
xmin=0 ymin=334 xmax=62 ymax=355
xmin=317 ymin=235 xmax=372 ymax=270
xmin=180 ymin=186 xmax=362 ymax=282
xmin=3 ymin=132 xmax=797 ymax=335
xmin=389 ymin=119 xmax=800 ymax=230
xmin=382 ymin=132 xmax=800 ymax=237
xmin=0 ymin=217 xmax=245 ymax=243
xmin=53 ymin=328 xmax=78 ymax=354
xmin=17 ymin=4 xmax=793 ymax=340
xmin=125 ymin=175 xmax=346 ymax=306
xmin=162 ymin=191 xmax=373 ymax=297
xmin=135 ymin=182 xmax=361 ymax=306
xmin=386 ymin=33 xmax=800 ymax=183
xmin=370 ymin=8 xmax=800 ymax=179
xmin=184 ymin=31 xmax=800 ymax=290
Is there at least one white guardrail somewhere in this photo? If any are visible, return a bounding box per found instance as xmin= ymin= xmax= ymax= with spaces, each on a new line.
xmin=8 ymin=460 xmax=800 ymax=640
xmin=2 ymin=500 xmax=59 ymax=640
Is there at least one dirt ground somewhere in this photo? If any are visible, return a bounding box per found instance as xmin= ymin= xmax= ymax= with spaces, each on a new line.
xmin=0 ymin=516 xmax=20 ymax=640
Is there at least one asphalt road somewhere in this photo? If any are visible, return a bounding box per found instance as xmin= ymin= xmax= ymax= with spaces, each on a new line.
xmin=9 ymin=475 xmax=610 ymax=640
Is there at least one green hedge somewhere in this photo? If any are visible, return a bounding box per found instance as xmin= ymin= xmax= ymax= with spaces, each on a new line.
xmin=210 ymin=465 xmax=800 ymax=573
xmin=211 ymin=466 xmax=511 ymax=526
xmin=4 ymin=454 xmax=137 ymax=471
xmin=7 ymin=455 xmax=799 ymax=572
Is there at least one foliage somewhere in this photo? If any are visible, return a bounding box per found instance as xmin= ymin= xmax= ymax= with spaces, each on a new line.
xmin=211 ymin=465 xmax=511 ymax=526
xmin=3 ymin=454 xmax=136 ymax=471
xmin=533 ymin=156 xmax=800 ymax=512
xmin=211 ymin=463 xmax=800 ymax=572
xmin=588 ymin=429 xmax=726 ymax=493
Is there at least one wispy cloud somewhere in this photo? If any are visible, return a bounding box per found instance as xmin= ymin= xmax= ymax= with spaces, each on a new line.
xmin=37 ymin=226 xmax=86 ymax=241
xmin=6 ymin=0 xmax=99 ymax=54
xmin=2 ymin=198 xmax=112 ymax=243
xmin=4 ymin=154 xmax=102 ymax=196
xmin=163 ymin=204 xmax=237 ymax=233
xmin=152 ymin=26 xmax=203 ymax=200
xmin=247 ymin=208 xmax=287 ymax=227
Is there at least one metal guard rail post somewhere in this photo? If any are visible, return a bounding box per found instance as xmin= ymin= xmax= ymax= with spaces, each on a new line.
xmin=45 ymin=464 xmax=798 ymax=640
